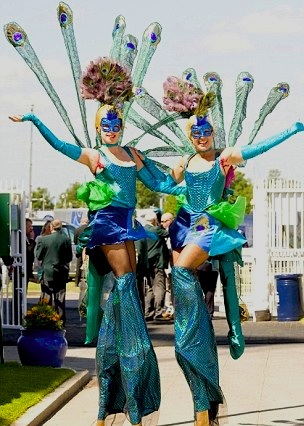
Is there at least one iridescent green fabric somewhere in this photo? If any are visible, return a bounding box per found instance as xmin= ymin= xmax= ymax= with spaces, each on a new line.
xmin=96 ymin=272 xmax=160 ymax=423
xmin=172 ymin=266 xmax=223 ymax=419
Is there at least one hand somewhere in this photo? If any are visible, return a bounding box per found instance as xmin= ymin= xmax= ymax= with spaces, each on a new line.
xmin=7 ymin=265 xmax=14 ymax=279
xmin=292 ymin=122 xmax=304 ymax=133
xmin=131 ymin=148 xmax=144 ymax=168
xmin=133 ymin=148 xmax=144 ymax=160
xmin=9 ymin=115 xmax=23 ymax=122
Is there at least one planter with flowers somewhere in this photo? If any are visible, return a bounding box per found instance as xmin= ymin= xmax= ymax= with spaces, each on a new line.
xmin=17 ymin=301 xmax=68 ymax=367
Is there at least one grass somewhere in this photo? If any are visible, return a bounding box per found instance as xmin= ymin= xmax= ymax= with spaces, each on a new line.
xmin=0 ymin=281 xmax=78 ymax=424
xmin=0 ymin=362 xmax=75 ymax=426
xmin=28 ymin=280 xmax=80 ymax=294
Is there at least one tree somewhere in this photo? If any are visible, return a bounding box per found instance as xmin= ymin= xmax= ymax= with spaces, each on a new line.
xmin=267 ymin=169 xmax=282 ymax=180
xmin=229 ymin=171 xmax=253 ymax=214
xmin=57 ymin=182 xmax=85 ymax=208
xmin=32 ymin=187 xmax=54 ymax=211
xmin=136 ymin=181 xmax=160 ymax=208
xmin=163 ymin=195 xmax=179 ymax=215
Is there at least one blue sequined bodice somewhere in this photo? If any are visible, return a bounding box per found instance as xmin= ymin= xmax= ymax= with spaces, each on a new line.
xmin=96 ymin=148 xmax=137 ymax=208
xmin=184 ymin=157 xmax=225 ymax=212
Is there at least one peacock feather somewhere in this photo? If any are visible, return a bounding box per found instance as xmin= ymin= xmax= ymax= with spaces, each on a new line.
xmin=182 ymin=68 xmax=203 ymax=91
xmin=248 ymin=82 xmax=289 ymax=145
xmin=4 ymin=21 xmax=84 ymax=147
xmin=193 ymin=92 xmax=216 ymax=118
xmin=120 ymin=34 xmax=138 ymax=71
xmin=80 ymin=57 xmax=134 ymax=106
xmin=203 ymin=72 xmax=226 ymax=149
xmin=228 ymin=72 xmax=254 ymax=147
xmin=131 ymin=22 xmax=162 ymax=88
xmin=110 ymin=15 xmax=126 ymax=63
xmin=58 ymin=2 xmax=92 ymax=147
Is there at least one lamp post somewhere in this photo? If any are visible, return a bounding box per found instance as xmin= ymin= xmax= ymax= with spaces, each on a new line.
xmin=28 ymin=104 xmax=34 ymax=217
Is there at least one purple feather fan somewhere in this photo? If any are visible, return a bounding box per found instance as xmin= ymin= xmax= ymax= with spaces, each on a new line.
xmin=163 ymin=76 xmax=203 ymax=113
xmin=80 ymin=57 xmax=134 ymax=104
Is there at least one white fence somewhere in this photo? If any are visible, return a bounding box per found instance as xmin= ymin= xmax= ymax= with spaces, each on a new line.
xmin=233 ymin=179 xmax=304 ymax=317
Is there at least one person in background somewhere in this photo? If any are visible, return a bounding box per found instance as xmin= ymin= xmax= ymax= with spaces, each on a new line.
xmin=134 ymin=235 xmax=149 ymax=313
xmin=74 ymin=217 xmax=89 ymax=286
xmin=196 ymin=260 xmax=219 ymax=319
xmin=25 ymin=218 xmax=36 ymax=289
xmin=143 ymin=211 xmax=170 ymax=321
xmin=34 ymin=220 xmax=53 ymax=294
xmin=160 ymin=212 xmax=175 ymax=319
xmin=35 ymin=219 xmax=73 ymax=325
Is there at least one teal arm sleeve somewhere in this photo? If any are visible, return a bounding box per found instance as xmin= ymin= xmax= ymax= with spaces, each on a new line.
xmin=138 ymin=166 xmax=186 ymax=196
xmin=138 ymin=153 xmax=186 ymax=195
xmin=141 ymin=155 xmax=168 ymax=181
xmin=241 ymin=122 xmax=304 ymax=161
xmin=22 ymin=113 xmax=82 ymax=161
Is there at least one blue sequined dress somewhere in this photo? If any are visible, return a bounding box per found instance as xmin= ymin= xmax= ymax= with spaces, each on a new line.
xmin=170 ymin=156 xmax=246 ymax=252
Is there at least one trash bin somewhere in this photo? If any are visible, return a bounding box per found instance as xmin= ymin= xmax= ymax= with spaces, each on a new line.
xmin=275 ymin=274 xmax=303 ymax=321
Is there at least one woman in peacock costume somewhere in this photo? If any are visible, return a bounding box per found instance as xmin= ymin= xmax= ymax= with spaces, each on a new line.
xmin=5 ymin=4 xmax=186 ymax=426
xmin=129 ymin=71 xmax=304 ymax=425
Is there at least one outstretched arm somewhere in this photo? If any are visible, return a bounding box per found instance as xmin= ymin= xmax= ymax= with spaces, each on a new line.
xmin=9 ymin=114 xmax=82 ymax=160
xmin=220 ymin=122 xmax=304 ymax=165
xmin=130 ymin=149 xmax=186 ymax=196
xmin=9 ymin=114 xmax=99 ymax=172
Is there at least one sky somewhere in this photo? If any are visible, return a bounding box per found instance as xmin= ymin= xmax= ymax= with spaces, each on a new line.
xmin=1 ymin=0 xmax=304 ymax=202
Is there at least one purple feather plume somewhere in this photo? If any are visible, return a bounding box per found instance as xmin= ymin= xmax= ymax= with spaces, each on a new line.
xmin=80 ymin=57 xmax=134 ymax=104
xmin=163 ymin=76 xmax=203 ymax=113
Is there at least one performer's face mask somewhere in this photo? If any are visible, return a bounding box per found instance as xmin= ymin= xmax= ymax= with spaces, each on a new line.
xmin=191 ymin=125 xmax=213 ymax=139
xmin=101 ymin=118 xmax=122 ymax=133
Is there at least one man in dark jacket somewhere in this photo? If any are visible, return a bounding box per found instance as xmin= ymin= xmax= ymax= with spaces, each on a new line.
xmin=143 ymin=211 xmax=170 ymax=321
xmin=35 ymin=219 xmax=73 ymax=325
xmin=74 ymin=217 xmax=88 ymax=286
xmin=25 ymin=218 xmax=36 ymax=289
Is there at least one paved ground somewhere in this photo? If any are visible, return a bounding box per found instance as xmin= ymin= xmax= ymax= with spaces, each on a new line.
xmin=3 ymin=291 xmax=304 ymax=426
xmin=4 ymin=295 xmax=304 ymax=347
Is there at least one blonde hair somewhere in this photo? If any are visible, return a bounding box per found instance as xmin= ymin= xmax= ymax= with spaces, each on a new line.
xmin=95 ymin=104 xmax=123 ymax=133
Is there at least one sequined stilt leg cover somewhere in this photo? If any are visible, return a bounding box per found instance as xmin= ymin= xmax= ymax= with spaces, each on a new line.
xmin=96 ymin=272 xmax=160 ymax=424
xmin=172 ymin=266 xmax=223 ymax=420
xmin=219 ymin=254 xmax=245 ymax=360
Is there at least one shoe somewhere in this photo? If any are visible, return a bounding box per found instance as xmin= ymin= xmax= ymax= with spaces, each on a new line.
xmin=154 ymin=315 xmax=172 ymax=322
xmin=195 ymin=410 xmax=209 ymax=426
xmin=145 ymin=315 xmax=154 ymax=322
xmin=162 ymin=311 xmax=174 ymax=320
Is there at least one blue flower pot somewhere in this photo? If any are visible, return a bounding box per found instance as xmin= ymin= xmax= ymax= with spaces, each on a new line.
xmin=17 ymin=329 xmax=68 ymax=367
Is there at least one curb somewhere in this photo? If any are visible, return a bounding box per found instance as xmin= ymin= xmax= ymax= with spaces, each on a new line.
xmin=12 ymin=370 xmax=91 ymax=426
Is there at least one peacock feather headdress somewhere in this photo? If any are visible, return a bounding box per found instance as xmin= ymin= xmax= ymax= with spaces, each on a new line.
xmin=4 ymin=2 xmax=290 ymax=169
xmin=4 ymin=2 xmax=162 ymax=149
